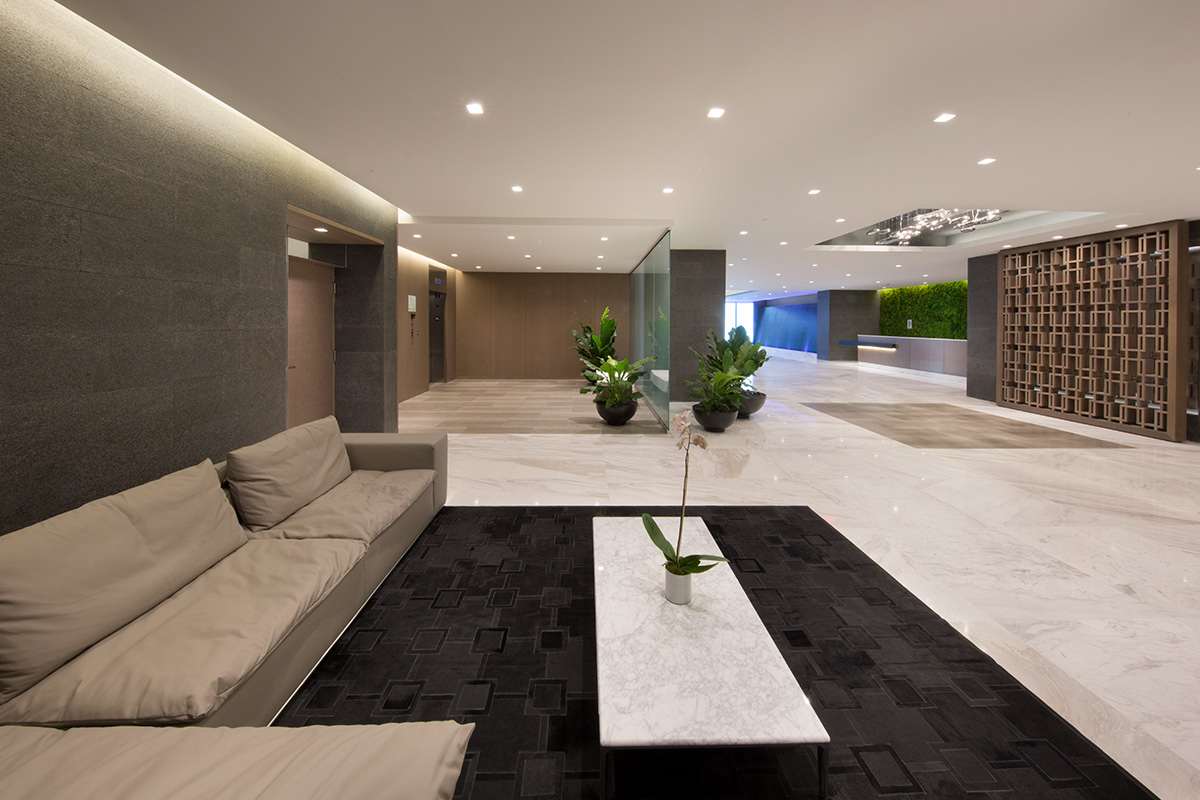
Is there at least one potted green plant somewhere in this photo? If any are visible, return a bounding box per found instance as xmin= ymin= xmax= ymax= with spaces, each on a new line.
xmin=686 ymin=351 xmax=744 ymax=432
xmin=580 ymin=355 xmax=656 ymax=425
xmin=570 ymin=306 xmax=617 ymax=380
xmin=701 ymin=326 xmax=771 ymax=418
xmin=642 ymin=411 xmax=729 ymax=604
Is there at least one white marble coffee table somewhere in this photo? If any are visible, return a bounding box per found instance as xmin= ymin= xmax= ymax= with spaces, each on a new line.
xmin=592 ymin=516 xmax=829 ymax=797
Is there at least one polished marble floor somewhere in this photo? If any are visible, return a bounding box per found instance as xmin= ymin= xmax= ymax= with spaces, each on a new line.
xmin=401 ymin=349 xmax=1200 ymax=800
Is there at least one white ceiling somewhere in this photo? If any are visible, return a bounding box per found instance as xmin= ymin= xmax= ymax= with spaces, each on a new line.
xmin=59 ymin=0 xmax=1200 ymax=299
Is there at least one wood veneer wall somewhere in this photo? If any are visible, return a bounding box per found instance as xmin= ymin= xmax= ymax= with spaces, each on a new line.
xmin=455 ymin=273 xmax=630 ymax=378
xmin=997 ymin=221 xmax=1188 ymax=441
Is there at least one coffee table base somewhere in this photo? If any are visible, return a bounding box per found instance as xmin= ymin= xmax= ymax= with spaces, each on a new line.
xmin=601 ymin=742 xmax=828 ymax=800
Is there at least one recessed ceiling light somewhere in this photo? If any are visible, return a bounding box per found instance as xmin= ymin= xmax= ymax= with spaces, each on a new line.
xmin=475 ymin=265 xmax=481 ymax=269
xmin=707 ymin=107 xmax=725 ymax=118
xmin=749 ymin=280 xmax=753 ymax=283
xmin=923 ymin=274 xmax=929 ymax=277
xmin=812 ymin=263 xmax=818 ymax=267
xmin=845 ymin=273 xmax=851 ymax=277
xmin=466 ymin=102 xmax=483 ymax=114
xmin=739 ymin=230 xmax=748 ymax=235
xmin=741 ymin=257 xmax=747 ymax=261
xmin=600 ymin=236 xmax=608 ymax=241
xmin=780 ymin=241 xmax=788 ymax=245
xmin=451 ymin=253 xmax=458 ymax=257
xmin=728 ymin=263 xmax=733 ymax=267
xmin=313 ymin=227 xmax=327 ymax=233
xmin=524 ymin=254 xmax=531 ymax=258
xmin=934 ymin=113 xmax=956 ymax=123
xmin=597 ymin=255 xmax=604 ymax=259
xmin=841 ymin=286 xmax=845 ymax=289
xmin=596 ymin=266 xmax=602 ymax=270
xmin=977 ymin=157 xmax=996 ymax=165
xmin=895 ymin=264 xmax=902 ymax=268
xmin=876 ymin=281 xmax=881 ymax=284
xmin=1052 ymin=235 xmax=1064 ymax=240
xmin=775 ymin=273 xmax=781 ymax=276
xmin=836 ymin=218 xmax=846 ymax=223
xmin=809 ymin=280 xmax=814 ymax=284
xmin=507 ymin=235 xmax=515 ymax=240
xmin=808 ymin=189 xmax=820 ymax=195
xmin=663 ymin=187 xmax=674 ymax=194
xmin=1001 ymin=245 xmax=1012 ymax=249
xmin=536 ymin=266 xmax=542 ymax=270
xmin=412 ymin=234 xmax=421 ymax=238
xmin=1115 ymin=224 xmax=1129 ymax=229
xmin=511 ymin=185 xmax=522 ymax=192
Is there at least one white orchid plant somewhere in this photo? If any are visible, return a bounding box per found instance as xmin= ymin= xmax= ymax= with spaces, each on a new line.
xmin=642 ymin=411 xmax=730 ymax=576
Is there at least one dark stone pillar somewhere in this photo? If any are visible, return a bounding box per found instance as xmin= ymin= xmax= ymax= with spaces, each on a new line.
xmin=332 ymin=244 xmax=398 ymax=433
xmin=967 ymin=254 xmax=998 ymax=402
xmin=669 ymin=249 xmax=726 ymax=402
xmin=818 ymin=290 xmax=879 ymax=361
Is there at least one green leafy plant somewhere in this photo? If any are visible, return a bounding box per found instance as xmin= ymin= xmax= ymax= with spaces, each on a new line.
xmin=700 ymin=325 xmax=770 ymax=382
xmin=642 ymin=411 xmax=730 ymax=576
xmin=579 ymin=356 xmax=656 ymax=407
xmin=687 ymin=350 xmax=744 ymax=413
xmin=570 ymin=306 xmax=617 ymax=376
xmin=879 ymin=281 xmax=968 ymax=339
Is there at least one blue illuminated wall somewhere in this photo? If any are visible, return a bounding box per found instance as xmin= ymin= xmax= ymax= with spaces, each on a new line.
xmin=754 ymin=296 xmax=819 ymax=353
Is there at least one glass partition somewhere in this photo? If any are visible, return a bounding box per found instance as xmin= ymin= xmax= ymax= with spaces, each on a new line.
xmin=630 ymin=230 xmax=670 ymax=429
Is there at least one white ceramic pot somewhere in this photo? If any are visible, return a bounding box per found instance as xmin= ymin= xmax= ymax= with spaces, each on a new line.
xmin=664 ymin=569 xmax=692 ymax=605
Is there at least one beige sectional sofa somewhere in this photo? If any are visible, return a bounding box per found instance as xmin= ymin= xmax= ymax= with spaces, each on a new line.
xmin=0 ymin=416 xmax=472 ymax=798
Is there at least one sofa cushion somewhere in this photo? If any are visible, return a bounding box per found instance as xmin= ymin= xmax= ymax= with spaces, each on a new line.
xmin=225 ymin=416 xmax=352 ymax=531
xmin=0 ymin=460 xmax=245 ymax=705
xmin=0 ymin=538 xmax=363 ymax=725
xmin=0 ymin=721 xmax=474 ymax=800
xmin=249 ymin=469 xmax=436 ymax=544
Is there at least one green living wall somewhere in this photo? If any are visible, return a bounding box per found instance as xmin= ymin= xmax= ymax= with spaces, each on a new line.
xmin=879 ymin=281 xmax=968 ymax=339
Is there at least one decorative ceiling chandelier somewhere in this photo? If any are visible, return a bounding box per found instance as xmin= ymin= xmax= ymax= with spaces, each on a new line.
xmin=868 ymin=208 xmax=1003 ymax=246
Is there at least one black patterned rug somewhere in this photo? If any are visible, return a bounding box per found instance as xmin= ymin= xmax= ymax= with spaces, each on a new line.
xmin=274 ymin=506 xmax=1157 ymax=800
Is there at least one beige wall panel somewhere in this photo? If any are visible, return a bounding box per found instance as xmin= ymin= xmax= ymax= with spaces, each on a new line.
xmin=444 ymin=268 xmax=458 ymax=382
xmin=943 ymin=340 xmax=967 ymax=376
xmin=491 ymin=275 xmax=528 ymax=378
xmin=456 ymin=272 xmax=494 ymax=377
xmin=396 ymin=248 xmax=431 ymax=403
xmin=524 ymin=274 xmax=567 ymax=378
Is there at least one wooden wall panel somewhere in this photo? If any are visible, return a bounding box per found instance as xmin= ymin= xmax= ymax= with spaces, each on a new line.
xmin=525 ymin=274 xmax=565 ymax=378
xmin=444 ymin=268 xmax=458 ymax=382
xmin=600 ymin=274 xmax=631 ymax=362
xmin=456 ymin=272 xmax=494 ymax=377
xmin=395 ymin=247 xmax=431 ymax=403
xmin=454 ymin=272 xmax=630 ymax=378
xmin=560 ymin=274 xmax=599 ymax=376
xmin=998 ymin=221 xmax=1187 ymax=440
xmin=492 ymin=275 xmax=527 ymax=378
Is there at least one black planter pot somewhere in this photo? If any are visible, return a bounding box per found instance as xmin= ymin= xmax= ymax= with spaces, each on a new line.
xmin=737 ymin=390 xmax=767 ymax=419
xmin=691 ymin=403 xmax=738 ymax=432
xmin=596 ymin=400 xmax=638 ymax=426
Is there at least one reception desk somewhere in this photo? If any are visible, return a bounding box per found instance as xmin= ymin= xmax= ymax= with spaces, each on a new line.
xmin=854 ymin=334 xmax=967 ymax=377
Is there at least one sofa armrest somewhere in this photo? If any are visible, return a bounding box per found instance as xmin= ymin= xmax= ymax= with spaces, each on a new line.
xmin=340 ymin=433 xmax=447 ymax=508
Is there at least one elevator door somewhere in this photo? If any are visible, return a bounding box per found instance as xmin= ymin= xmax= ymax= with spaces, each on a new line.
xmin=429 ymin=291 xmax=446 ymax=384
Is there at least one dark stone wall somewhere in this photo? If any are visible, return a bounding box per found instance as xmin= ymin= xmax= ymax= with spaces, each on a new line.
xmin=818 ymin=290 xmax=880 ymax=361
xmin=966 ymin=254 xmax=999 ymax=402
xmin=669 ymin=249 xmax=726 ymax=401
xmin=0 ymin=0 xmax=398 ymax=533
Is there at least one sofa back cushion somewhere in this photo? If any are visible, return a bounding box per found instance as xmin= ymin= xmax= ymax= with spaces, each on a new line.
xmin=224 ymin=416 xmax=352 ymax=531
xmin=0 ymin=460 xmax=246 ymax=704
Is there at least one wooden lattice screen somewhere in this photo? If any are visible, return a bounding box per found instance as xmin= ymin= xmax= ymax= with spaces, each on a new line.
xmin=997 ymin=221 xmax=1188 ymax=441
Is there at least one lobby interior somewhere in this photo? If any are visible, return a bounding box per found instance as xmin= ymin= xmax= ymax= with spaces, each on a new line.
xmin=4 ymin=1 xmax=1200 ymax=798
